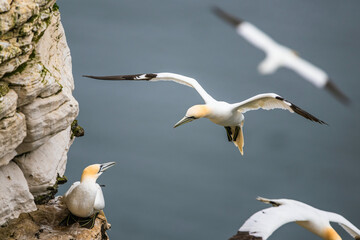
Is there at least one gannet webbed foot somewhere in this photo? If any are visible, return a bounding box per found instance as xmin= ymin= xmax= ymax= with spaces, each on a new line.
xmin=233 ymin=126 xmax=240 ymax=142
xmin=225 ymin=127 xmax=233 ymax=142
xmin=59 ymin=212 xmax=99 ymax=229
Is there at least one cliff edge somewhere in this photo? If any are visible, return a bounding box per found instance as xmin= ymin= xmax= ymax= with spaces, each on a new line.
xmin=0 ymin=0 xmax=108 ymax=238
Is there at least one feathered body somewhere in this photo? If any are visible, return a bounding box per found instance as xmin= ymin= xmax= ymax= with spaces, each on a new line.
xmin=231 ymin=197 xmax=360 ymax=240
xmin=63 ymin=162 xmax=115 ymax=219
xmin=64 ymin=181 xmax=104 ymax=218
xmin=84 ymin=73 xmax=325 ymax=155
xmin=213 ymin=7 xmax=350 ymax=104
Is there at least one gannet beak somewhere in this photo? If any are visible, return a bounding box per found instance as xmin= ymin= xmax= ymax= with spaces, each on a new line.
xmin=99 ymin=162 xmax=116 ymax=173
xmin=173 ymin=116 xmax=196 ymax=128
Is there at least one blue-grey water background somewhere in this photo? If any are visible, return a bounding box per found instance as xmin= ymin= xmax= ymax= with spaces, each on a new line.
xmin=57 ymin=0 xmax=360 ymax=239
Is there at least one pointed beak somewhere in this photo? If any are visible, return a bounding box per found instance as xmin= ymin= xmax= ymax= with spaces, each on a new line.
xmin=173 ymin=116 xmax=196 ymax=128
xmin=99 ymin=162 xmax=116 ymax=173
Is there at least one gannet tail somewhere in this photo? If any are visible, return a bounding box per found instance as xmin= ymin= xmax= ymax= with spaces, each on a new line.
xmin=258 ymin=55 xmax=280 ymax=75
xmin=232 ymin=125 xmax=244 ymax=155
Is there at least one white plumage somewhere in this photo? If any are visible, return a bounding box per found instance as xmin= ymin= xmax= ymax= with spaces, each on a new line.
xmin=64 ymin=162 xmax=115 ymax=218
xmin=65 ymin=181 xmax=104 ymax=217
xmin=230 ymin=197 xmax=360 ymax=240
xmin=84 ymin=72 xmax=325 ymax=155
xmin=214 ymin=7 xmax=350 ymax=104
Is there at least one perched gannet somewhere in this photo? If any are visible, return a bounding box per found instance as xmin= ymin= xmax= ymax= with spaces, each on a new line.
xmin=62 ymin=162 xmax=115 ymax=228
xmin=213 ymin=7 xmax=350 ymax=105
xmin=83 ymin=73 xmax=325 ymax=155
xmin=229 ymin=197 xmax=360 ymax=240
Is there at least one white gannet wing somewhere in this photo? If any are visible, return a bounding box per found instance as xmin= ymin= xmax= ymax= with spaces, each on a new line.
xmin=283 ymin=56 xmax=350 ymax=104
xmin=326 ymin=212 xmax=360 ymax=238
xmin=213 ymin=7 xmax=278 ymax=53
xmin=283 ymin=55 xmax=328 ymax=88
xmin=238 ymin=200 xmax=308 ymax=240
xmin=83 ymin=72 xmax=215 ymax=103
xmin=64 ymin=181 xmax=80 ymax=199
xmin=231 ymin=93 xmax=326 ymax=124
xmin=214 ymin=8 xmax=350 ymax=105
xmin=237 ymin=22 xmax=278 ymax=53
xmin=93 ymin=184 xmax=105 ymax=212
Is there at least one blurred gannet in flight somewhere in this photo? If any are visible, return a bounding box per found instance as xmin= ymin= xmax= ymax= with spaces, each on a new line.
xmin=213 ymin=7 xmax=350 ymax=105
xmin=229 ymin=197 xmax=360 ymax=240
xmin=84 ymin=73 xmax=325 ymax=155
xmin=62 ymin=162 xmax=115 ymax=228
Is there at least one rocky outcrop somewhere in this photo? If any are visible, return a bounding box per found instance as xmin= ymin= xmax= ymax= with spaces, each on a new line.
xmin=0 ymin=196 xmax=111 ymax=240
xmin=15 ymin=126 xmax=73 ymax=198
xmin=0 ymin=0 xmax=80 ymax=226
xmin=0 ymin=161 xmax=36 ymax=224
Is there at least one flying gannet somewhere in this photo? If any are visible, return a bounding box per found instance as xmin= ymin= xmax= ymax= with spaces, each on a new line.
xmin=213 ymin=7 xmax=350 ymax=105
xmin=61 ymin=162 xmax=115 ymax=228
xmin=229 ymin=197 xmax=360 ymax=240
xmin=83 ymin=73 xmax=325 ymax=155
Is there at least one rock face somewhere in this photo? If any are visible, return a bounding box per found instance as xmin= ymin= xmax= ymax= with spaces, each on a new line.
xmin=0 ymin=0 xmax=80 ymax=228
xmin=0 ymin=162 xmax=36 ymax=224
xmin=15 ymin=126 xmax=73 ymax=198
xmin=0 ymin=196 xmax=111 ymax=240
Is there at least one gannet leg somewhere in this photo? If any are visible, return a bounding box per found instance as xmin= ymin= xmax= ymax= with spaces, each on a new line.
xmin=59 ymin=212 xmax=77 ymax=227
xmin=225 ymin=127 xmax=233 ymax=141
xmin=233 ymin=126 xmax=240 ymax=141
xmin=59 ymin=212 xmax=99 ymax=229
xmin=78 ymin=212 xmax=99 ymax=229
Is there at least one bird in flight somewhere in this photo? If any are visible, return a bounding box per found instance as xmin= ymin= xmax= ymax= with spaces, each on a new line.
xmin=84 ymin=73 xmax=326 ymax=155
xmin=61 ymin=162 xmax=115 ymax=228
xmin=213 ymin=7 xmax=350 ymax=105
xmin=229 ymin=197 xmax=360 ymax=240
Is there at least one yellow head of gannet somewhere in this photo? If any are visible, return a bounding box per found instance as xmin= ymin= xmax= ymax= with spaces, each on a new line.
xmin=62 ymin=162 xmax=115 ymax=228
xmin=173 ymin=105 xmax=210 ymax=128
xmin=80 ymin=162 xmax=115 ymax=182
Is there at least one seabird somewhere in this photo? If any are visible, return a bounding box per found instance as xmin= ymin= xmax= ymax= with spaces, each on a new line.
xmin=213 ymin=7 xmax=350 ymax=105
xmin=229 ymin=197 xmax=360 ymax=240
xmin=62 ymin=162 xmax=115 ymax=228
xmin=83 ymin=73 xmax=325 ymax=155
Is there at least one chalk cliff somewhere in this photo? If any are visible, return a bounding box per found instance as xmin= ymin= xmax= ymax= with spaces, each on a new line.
xmin=0 ymin=0 xmax=104 ymax=237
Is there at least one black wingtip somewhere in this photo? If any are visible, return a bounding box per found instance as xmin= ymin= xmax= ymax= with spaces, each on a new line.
xmin=83 ymin=73 xmax=157 ymax=81
xmin=229 ymin=231 xmax=262 ymax=240
xmin=290 ymin=103 xmax=328 ymax=125
xmin=275 ymin=96 xmax=327 ymax=125
xmin=324 ymin=79 xmax=351 ymax=105
xmin=212 ymin=6 xmax=244 ymax=27
xmin=82 ymin=75 xmax=124 ymax=80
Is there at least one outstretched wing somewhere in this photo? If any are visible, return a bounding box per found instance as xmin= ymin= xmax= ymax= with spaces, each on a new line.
xmin=239 ymin=203 xmax=308 ymax=240
xmin=213 ymin=7 xmax=243 ymax=27
xmin=231 ymin=93 xmax=326 ymax=124
xmin=83 ymin=72 xmax=215 ymax=103
xmin=213 ymin=7 xmax=277 ymax=53
xmin=214 ymin=8 xmax=350 ymax=105
xmin=326 ymin=212 xmax=360 ymax=239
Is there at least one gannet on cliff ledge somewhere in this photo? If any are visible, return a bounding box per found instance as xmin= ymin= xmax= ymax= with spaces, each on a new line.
xmin=229 ymin=197 xmax=360 ymax=240
xmin=62 ymin=162 xmax=115 ymax=228
xmin=213 ymin=7 xmax=350 ymax=105
xmin=83 ymin=73 xmax=325 ymax=155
